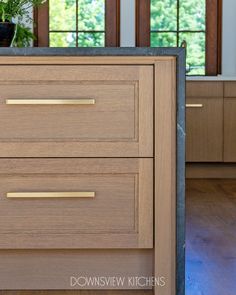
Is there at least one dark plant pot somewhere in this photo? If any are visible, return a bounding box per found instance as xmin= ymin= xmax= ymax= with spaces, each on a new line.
xmin=0 ymin=22 xmax=15 ymax=47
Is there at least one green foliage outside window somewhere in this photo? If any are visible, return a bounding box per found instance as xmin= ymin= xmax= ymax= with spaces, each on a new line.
xmin=151 ymin=0 xmax=206 ymax=75
xmin=50 ymin=0 xmax=205 ymax=75
xmin=49 ymin=0 xmax=104 ymax=47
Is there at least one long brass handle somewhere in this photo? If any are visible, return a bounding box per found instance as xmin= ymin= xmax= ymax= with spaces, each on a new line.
xmin=7 ymin=192 xmax=95 ymax=198
xmin=186 ymin=104 xmax=203 ymax=108
xmin=6 ymin=99 xmax=95 ymax=105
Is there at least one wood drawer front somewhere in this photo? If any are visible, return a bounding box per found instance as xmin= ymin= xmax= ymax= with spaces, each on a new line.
xmin=0 ymin=250 xmax=153 ymax=290
xmin=186 ymin=81 xmax=223 ymax=97
xmin=224 ymin=82 xmax=236 ymax=97
xmin=186 ymin=97 xmax=223 ymax=162
xmin=0 ymin=65 xmax=153 ymax=157
xmin=0 ymin=158 xmax=153 ymax=249
xmin=224 ymin=98 xmax=236 ymax=161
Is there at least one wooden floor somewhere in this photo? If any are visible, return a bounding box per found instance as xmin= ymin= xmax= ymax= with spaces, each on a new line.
xmin=186 ymin=179 xmax=236 ymax=295
xmin=0 ymin=292 xmax=152 ymax=295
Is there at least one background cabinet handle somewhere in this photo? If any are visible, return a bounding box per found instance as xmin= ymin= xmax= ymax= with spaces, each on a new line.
xmin=6 ymin=99 xmax=96 ymax=105
xmin=186 ymin=104 xmax=203 ymax=108
xmin=7 ymin=192 xmax=95 ymax=198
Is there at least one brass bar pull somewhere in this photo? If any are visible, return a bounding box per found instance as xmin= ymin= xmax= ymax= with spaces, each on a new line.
xmin=7 ymin=192 xmax=95 ymax=199
xmin=186 ymin=104 xmax=203 ymax=108
xmin=6 ymin=99 xmax=96 ymax=105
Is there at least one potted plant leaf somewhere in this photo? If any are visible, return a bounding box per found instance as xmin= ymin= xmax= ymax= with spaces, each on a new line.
xmin=0 ymin=0 xmax=46 ymax=47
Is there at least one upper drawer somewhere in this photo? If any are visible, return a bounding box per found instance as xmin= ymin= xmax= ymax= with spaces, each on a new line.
xmin=186 ymin=81 xmax=223 ymax=97
xmin=0 ymin=65 xmax=153 ymax=157
xmin=224 ymin=82 xmax=236 ymax=97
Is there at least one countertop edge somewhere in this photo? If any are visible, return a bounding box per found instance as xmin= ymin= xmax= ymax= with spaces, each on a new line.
xmin=187 ymin=75 xmax=236 ymax=81
xmin=0 ymin=47 xmax=185 ymax=57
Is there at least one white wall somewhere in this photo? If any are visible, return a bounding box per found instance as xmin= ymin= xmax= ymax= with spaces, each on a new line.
xmin=222 ymin=0 xmax=236 ymax=76
xmin=120 ymin=0 xmax=135 ymax=47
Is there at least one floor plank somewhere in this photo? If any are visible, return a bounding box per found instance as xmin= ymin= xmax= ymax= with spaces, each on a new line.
xmin=186 ymin=179 xmax=236 ymax=295
xmin=0 ymin=291 xmax=153 ymax=295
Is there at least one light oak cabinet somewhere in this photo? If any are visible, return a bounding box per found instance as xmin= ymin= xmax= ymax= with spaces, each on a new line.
xmin=186 ymin=82 xmax=223 ymax=162
xmin=0 ymin=53 xmax=184 ymax=295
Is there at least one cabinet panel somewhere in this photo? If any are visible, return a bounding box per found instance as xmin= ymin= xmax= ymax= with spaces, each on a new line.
xmin=0 ymin=158 xmax=153 ymax=249
xmin=186 ymin=97 xmax=223 ymax=162
xmin=224 ymin=98 xmax=236 ymax=162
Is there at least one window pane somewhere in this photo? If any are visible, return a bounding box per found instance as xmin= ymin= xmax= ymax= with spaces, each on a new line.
xmin=179 ymin=33 xmax=205 ymax=75
xmin=50 ymin=33 xmax=76 ymax=47
xmin=179 ymin=0 xmax=205 ymax=31
xmin=151 ymin=0 xmax=177 ymax=31
xmin=151 ymin=33 xmax=177 ymax=47
xmin=50 ymin=0 xmax=76 ymax=31
xmin=78 ymin=32 xmax=105 ymax=47
xmin=78 ymin=0 xmax=105 ymax=31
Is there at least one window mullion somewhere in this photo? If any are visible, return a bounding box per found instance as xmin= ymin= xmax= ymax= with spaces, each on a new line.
xmin=177 ymin=0 xmax=179 ymax=47
xmin=76 ymin=0 xmax=78 ymax=47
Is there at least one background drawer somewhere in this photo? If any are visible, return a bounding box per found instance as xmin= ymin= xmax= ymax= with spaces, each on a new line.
xmin=224 ymin=98 xmax=236 ymax=161
xmin=186 ymin=97 xmax=223 ymax=162
xmin=186 ymin=81 xmax=223 ymax=97
xmin=224 ymin=82 xmax=236 ymax=97
xmin=0 ymin=65 xmax=153 ymax=157
xmin=0 ymin=158 xmax=153 ymax=249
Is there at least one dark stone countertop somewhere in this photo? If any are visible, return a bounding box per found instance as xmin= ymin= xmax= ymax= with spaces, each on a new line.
xmin=0 ymin=47 xmax=184 ymax=57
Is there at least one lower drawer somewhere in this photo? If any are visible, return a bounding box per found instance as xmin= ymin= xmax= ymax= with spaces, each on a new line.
xmin=0 ymin=158 xmax=153 ymax=249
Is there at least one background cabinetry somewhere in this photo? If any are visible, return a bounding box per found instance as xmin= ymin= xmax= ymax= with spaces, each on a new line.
xmin=186 ymin=81 xmax=236 ymax=163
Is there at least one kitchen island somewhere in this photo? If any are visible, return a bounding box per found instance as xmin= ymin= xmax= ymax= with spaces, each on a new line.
xmin=0 ymin=48 xmax=185 ymax=295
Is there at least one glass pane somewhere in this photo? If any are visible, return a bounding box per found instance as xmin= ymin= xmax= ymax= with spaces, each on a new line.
xmin=151 ymin=0 xmax=177 ymax=31
xmin=78 ymin=0 xmax=105 ymax=31
xmin=49 ymin=32 xmax=76 ymax=47
xmin=179 ymin=0 xmax=205 ymax=31
xmin=151 ymin=33 xmax=177 ymax=47
xmin=78 ymin=32 xmax=105 ymax=47
xmin=179 ymin=33 xmax=205 ymax=75
xmin=50 ymin=0 xmax=76 ymax=31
